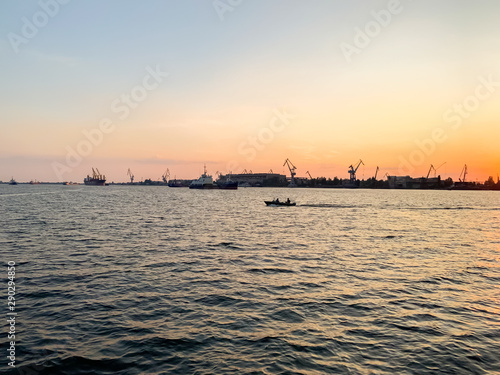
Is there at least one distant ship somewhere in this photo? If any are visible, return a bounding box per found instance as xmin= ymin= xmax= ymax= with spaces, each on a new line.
xmin=29 ymin=180 xmax=40 ymax=185
xmin=189 ymin=166 xmax=214 ymax=189
xmin=168 ymin=179 xmax=185 ymax=187
xmin=84 ymin=168 xmax=106 ymax=186
xmin=217 ymin=176 xmax=238 ymax=190
xmin=9 ymin=178 xmax=17 ymax=185
xmin=63 ymin=182 xmax=79 ymax=186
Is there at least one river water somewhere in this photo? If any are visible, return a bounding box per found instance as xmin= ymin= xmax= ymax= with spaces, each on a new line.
xmin=1 ymin=185 xmax=499 ymax=374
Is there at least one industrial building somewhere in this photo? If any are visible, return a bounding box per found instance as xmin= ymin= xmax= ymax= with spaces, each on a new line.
xmin=387 ymin=176 xmax=442 ymax=189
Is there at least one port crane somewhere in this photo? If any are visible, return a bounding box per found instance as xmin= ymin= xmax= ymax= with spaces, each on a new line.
xmin=283 ymin=158 xmax=297 ymax=187
xmin=348 ymin=159 xmax=364 ymax=184
xmin=426 ymin=162 xmax=447 ymax=179
xmin=127 ymin=168 xmax=134 ymax=184
xmin=372 ymin=166 xmax=380 ymax=187
xmin=459 ymin=164 xmax=468 ymax=183
xmin=306 ymin=171 xmax=313 ymax=180
xmin=162 ymin=169 xmax=170 ymax=184
xmin=434 ymin=162 xmax=447 ymax=178
xmin=426 ymin=165 xmax=436 ymax=179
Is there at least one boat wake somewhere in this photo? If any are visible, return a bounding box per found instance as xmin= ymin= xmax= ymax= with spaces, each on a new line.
xmin=298 ymin=203 xmax=362 ymax=208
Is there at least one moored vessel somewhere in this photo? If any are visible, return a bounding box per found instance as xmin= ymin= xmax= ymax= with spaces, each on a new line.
xmin=168 ymin=179 xmax=186 ymax=187
xmin=217 ymin=175 xmax=238 ymax=190
xmin=218 ymin=180 xmax=238 ymax=189
xmin=84 ymin=168 xmax=106 ymax=186
xmin=189 ymin=166 xmax=214 ymax=189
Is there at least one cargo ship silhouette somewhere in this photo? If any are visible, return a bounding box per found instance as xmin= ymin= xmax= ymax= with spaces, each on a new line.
xmin=84 ymin=168 xmax=106 ymax=186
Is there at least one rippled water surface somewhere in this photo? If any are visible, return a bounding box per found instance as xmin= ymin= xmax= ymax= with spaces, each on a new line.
xmin=1 ymin=185 xmax=499 ymax=374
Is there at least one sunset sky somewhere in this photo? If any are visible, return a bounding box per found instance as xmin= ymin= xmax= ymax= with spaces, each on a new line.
xmin=1 ymin=0 xmax=499 ymax=182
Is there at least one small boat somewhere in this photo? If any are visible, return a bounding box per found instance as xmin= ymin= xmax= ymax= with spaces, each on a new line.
xmin=9 ymin=178 xmax=17 ymax=185
xmin=265 ymin=199 xmax=296 ymax=206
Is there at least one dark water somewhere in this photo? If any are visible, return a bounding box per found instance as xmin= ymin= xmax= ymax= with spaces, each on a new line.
xmin=1 ymin=185 xmax=499 ymax=374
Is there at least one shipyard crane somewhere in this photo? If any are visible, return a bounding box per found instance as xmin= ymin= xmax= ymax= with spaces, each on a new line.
xmin=348 ymin=159 xmax=364 ymax=184
xmin=283 ymin=158 xmax=297 ymax=187
xmin=426 ymin=165 xmax=436 ymax=179
xmin=306 ymin=171 xmax=313 ymax=180
xmin=127 ymin=168 xmax=134 ymax=184
xmin=162 ymin=169 xmax=170 ymax=184
xmin=459 ymin=164 xmax=468 ymax=183
xmin=372 ymin=166 xmax=380 ymax=187
xmin=434 ymin=162 xmax=447 ymax=178
xmin=269 ymin=169 xmax=273 ymax=174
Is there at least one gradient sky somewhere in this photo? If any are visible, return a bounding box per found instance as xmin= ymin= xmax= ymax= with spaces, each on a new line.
xmin=1 ymin=0 xmax=499 ymax=182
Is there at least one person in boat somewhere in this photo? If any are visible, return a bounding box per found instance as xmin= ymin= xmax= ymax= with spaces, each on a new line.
xmin=286 ymin=198 xmax=290 ymax=204
xmin=275 ymin=198 xmax=279 ymax=203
